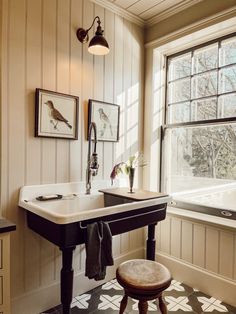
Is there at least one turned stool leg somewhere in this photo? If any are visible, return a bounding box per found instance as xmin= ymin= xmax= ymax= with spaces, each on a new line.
xmin=138 ymin=300 xmax=148 ymax=314
xmin=119 ymin=293 xmax=128 ymax=314
xmin=159 ymin=294 xmax=167 ymax=314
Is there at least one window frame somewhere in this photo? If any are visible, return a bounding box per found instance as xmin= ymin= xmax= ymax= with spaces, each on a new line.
xmin=161 ymin=32 xmax=236 ymax=192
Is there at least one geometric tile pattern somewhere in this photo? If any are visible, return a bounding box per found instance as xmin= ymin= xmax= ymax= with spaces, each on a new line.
xmin=44 ymin=279 xmax=236 ymax=314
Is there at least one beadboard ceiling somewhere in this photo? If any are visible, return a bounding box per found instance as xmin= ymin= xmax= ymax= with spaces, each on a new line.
xmin=91 ymin=0 xmax=204 ymax=26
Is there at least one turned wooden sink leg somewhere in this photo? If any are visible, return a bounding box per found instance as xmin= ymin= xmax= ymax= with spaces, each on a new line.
xmin=60 ymin=246 xmax=76 ymax=314
xmin=146 ymin=223 xmax=157 ymax=260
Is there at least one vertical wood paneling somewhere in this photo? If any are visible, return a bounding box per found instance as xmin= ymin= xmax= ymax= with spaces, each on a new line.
xmin=206 ymin=227 xmax=219 ymax=273
xmin=234 ymin=234 xmax=236 ymax=280
xmin=8 ymin=0 xmax=26 ymax=296
xmin=56 ymin=0 xmax=70 ymax=184
xmin=160 ymin=216 xmax=171 ymax=254
xmin=181 ymin=221 xmax=193 ymax=263
xmin=170 ymin=217 xmax=181 ymax=258
xmin=114 ymin=15 xmax=124 ymax=164
xmin=40 ymin=0 xmax=58 ymax=286
xmin=219 ymin=231 xmax=234 ymax=278
xmin=0 ymin=0 xmax=144 ymax=310
xmin=41 ymin=0 xmax=57 ymax=184
xmin=24 ymin=0 xmax=42 ymax=291
xmin=70 ymin=0 xmax=83 ymax=272
xmin=104 ymin=9 xmax=115 ymax=179
xmin=93 ymin=4 xmax=104 ymax=180
xmin=69 ymin=0 xmax=83 ymax=183
xmin=193 ymin=224 xmax=205 ymax=268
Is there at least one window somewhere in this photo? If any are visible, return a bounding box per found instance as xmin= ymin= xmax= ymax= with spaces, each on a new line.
xmin=163 ymin=33 xmax=236 ymax=194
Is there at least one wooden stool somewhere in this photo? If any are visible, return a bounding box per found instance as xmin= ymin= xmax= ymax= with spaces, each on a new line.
xmin=116 ymin=259 xmax=172 ymax=314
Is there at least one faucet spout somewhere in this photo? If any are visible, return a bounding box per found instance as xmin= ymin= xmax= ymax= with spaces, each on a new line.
xmin=86 ymin=122 xmax=99 ymax=194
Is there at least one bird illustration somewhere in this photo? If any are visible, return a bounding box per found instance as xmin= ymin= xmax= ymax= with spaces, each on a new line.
xmin=45 ymin=100 xmax=72 ymax=130
xmin=98 ymin=108 xmax=113 ymax=137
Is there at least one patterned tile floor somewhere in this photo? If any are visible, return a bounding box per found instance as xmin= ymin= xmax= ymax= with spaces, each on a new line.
xmin=45 ymin=279 xmax=236 ymax=314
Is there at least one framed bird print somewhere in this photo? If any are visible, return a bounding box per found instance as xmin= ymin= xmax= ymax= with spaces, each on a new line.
xmin=35 ymin=88 xmax=79 ymax=140
xmin=88 ymin=99 xmax=120 ymax=142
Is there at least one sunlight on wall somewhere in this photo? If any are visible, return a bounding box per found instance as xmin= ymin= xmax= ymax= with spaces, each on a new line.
xmin=115 ymin=83 xmax=140 ymax=161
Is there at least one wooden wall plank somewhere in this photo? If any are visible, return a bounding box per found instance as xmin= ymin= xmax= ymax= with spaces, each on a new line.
xmin=70 ymin=0 xmax=83 ymax=273
xmin=103 ymin=9 xmax=115 ymax=179
xmin=205 ymin=227 xmax=219 ymax=273
xmin=24 ymin=0 xmax=42 ymax=292
xmin=41 ymin=0 xmax=57 ymax=184
xmin=8 ymin=0 xmax=27 ymax=296
xmin=170 ymin=217 xmax=181 ymax=258
xmin=181 ymin=221 xmax=193 ymax=263
xmin=193 ymin=224 xmax=205 ymax=268
xmin=56 ymin=0 xmax=70 ymax=184
xmin=219 ymin=231 xmax=234 ymax=278
xmin=93 ymin=4 xmax=104 ymax=180
xmin=40 ymin=0 xmax=58 ymax=286
xmin=69 ymin=0 xmax=83 ymax=182
xmin=160 ymin=216 xmax=171 ymax=254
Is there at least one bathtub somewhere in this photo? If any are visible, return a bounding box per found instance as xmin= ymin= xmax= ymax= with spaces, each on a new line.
xmin=171 ymin=182 xmax=236 ymax=220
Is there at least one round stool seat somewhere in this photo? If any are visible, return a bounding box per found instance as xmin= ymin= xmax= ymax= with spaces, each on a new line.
xmin=116 ymin=259 xmax=172 ymax=314
xmin=117 ymin=259 xmax=171 ymax=293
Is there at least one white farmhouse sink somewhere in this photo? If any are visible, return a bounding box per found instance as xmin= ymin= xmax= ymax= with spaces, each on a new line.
xmin=19 ymin=180 xmax=171 ymax=224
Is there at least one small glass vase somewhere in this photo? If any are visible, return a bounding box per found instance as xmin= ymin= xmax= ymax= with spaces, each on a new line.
xmin=128 ymin=167 xmax=135 ymax=193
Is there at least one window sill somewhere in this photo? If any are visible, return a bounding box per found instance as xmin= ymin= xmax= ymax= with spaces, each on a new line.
xmin=167 ymin=206 xmax=236 ymax=231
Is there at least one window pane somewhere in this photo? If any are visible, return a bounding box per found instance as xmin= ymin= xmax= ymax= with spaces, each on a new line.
xmin=168 ymin=53 xmax=191 ymax=81
xmin=191 ymin=70 xmax=217 ymax=99
xmin=220 ymin=36 xmax=236 ymax=67
xmin=168 ymin=78 xmax=190 ymax=104
xmin=218 ymin=93 xmax=236 ymax=118
xmin=168 ymin=102 xmax=190 ymax=123
xmin=191 ymin=98 xmax=217 ymax=121
xmin=193 ymin=43 xmax=218 ymax=74
xmin=164 ymin=123 xmax=236 ymax=193
xmin=219 ymin=64 xmax=236 ymax=94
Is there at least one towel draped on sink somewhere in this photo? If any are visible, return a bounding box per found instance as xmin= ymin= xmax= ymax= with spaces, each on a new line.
xmin=85 ymin=221 xmax=114 ymax=281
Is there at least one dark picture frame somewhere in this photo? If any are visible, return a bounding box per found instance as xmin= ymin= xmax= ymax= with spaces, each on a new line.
xmin=35 ymin=88 xmax=79 ymax=140
xmin=88 ymin=99 xmax=120 ymax=142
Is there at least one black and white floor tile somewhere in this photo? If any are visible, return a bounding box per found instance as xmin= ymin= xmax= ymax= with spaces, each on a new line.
xmin=44 ymin=279 xmax=236 ymax=314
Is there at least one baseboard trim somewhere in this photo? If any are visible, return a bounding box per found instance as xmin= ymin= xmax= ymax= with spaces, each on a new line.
xmin=156 ymin=252 xmax=236 ymax=307
xmin=11 ymin=247 xmax=144 ymax=314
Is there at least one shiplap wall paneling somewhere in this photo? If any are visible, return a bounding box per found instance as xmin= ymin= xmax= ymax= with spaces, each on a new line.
xmin=181 ymin=221 xmax=193 ymax=263
xmin=24 ymin=0 xmax=42 ymax=293
xmin=160 ymin=216 xmax=171 ymax=253
xmin=40 ymin=0 xmax=58 ymax=286
xmin=193 ymin=224 xmax=205 ymax=268
xmin=205 ymin=227 xmax=219 ymax=273
xmin=69 ymin=0 xmax=83 ymax=273
xmin=69 ymin=0 xmax=82 ymax=183
xmin=170 ymin=217 xmax=181 ymax=258
xmin=1 ymin=0 xmax=144 ymax=312
xmin=103 ymin=9 xmax=115 ymax=179
xmin=114 ymin=14 xmax=124 ymax=164
xmin=219 ymin=231 xmax=234 ymax=279
xmin=93 ymin=4 xmax=105 ymax=181
xmin=41 ymin=0 xmax=57 ymax=185
xmin=8 ymin=0 xmax=26 ymax=297
xmin=234 ymin=234 xmax=236 ymax=280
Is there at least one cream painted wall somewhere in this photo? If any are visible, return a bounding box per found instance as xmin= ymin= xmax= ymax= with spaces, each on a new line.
xmin=145 ymin=0 xmax=236 ymax=44
xmin=0 ymin=0 xmax=144 ymax=313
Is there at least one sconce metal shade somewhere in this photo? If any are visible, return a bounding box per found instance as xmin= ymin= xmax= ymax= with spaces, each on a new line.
xmin=76 ymin=16 xmax=109 ymax=56
xmin=88 ymin=34 xmax=109 ymax=55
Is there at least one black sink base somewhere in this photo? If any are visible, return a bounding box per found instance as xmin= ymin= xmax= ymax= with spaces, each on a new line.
xmin=26 ymin=198 xmax=167 ymax=314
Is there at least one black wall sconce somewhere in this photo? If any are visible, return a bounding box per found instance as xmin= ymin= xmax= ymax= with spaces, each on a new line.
xmin=76 ymin=16 xmax=109 ymax=56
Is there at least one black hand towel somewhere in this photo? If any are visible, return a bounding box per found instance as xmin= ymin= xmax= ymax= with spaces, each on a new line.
xmin=85 ymin=221 xmax=114 ymax=280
